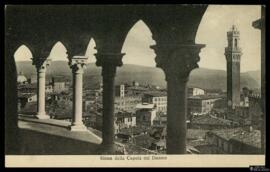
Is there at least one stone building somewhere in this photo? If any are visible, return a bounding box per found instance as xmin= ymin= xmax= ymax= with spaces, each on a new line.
xmin=114 ymin=96 xmax=142 ymax=112
xmin=51 ymin=76 xmax=68 ymax=93
xmin=114 ymin=84 xmax=143 ymax=112
xmin=206 ymin=128 xmax=261 ymax=154
xmin=115 ymin=84 xmax=125 ymax=98
xmin=114 ymin=111 xmax=136 ymax=134
xmin=248 ymin=94 xmax=262 ymax=130
xmin=188 ymin=87 xmax=205 ymax=97
xmin=190 ymin=115 xmax=238 ymax=130
xmin=228 ymin=88 xmax=262 ymax=128
xmin=153 ymin=113 xmax=167 ymax=127
xmin=135 ymin=103 xmax=157 ymax=127
xmin=187 ymin=95 xmax=222 ymax=116
xmin=225 ymin=25 xmax=242 ymax=110
xmin=142 ymin=91 xmax=167 ymax=113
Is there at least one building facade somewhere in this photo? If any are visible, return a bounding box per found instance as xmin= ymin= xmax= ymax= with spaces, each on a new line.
xmin=142 ymin=92 xmax=167 ymax=113
xmin=115 ymin=84 xmax=125 ymax=98
xmin=248 ymin=95 xmax=262 ymax=130
xmin=153 ymin=114 xmax=167 ymax=127
xmin=188 ymin=95 xmax=222 ymax=116
xmin=206 ymin=128 xmax=261 ymax=154
xmin=135 ymin=103 xmax=157 ymax=127
xmin=188 ymin=87 xmax=205 ymax=97
xmin=51 ymin=76 xmax=68 ymax=93
xmin=114 ymin=96 xmax=142 ymax=112
xmin=115 ymin=111 xmax=136 ymax=134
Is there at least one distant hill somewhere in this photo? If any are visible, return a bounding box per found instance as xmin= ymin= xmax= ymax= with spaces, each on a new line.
xmin=15 ymin=61 xmax=261 ymax=90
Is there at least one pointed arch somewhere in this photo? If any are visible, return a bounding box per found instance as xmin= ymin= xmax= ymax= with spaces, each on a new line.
xmin=85 ymin=38 xmax=97 ymax=64
xmin=121 ymin=19 xmax=156 ymax=67
xmin=49 ymin=41 xmax=69 ymax=61
xmin=14 ymin=44 xmax=33 ymax=62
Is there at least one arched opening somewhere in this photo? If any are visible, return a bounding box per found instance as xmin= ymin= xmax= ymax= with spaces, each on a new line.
xmin=84 ymin=38 xmax=99 ymax=90
xmin=14 ymin=45 xmax=33 ymax=73
xmin=43 ymin=39 xmax=98 ymax=122
xmin=190 ymin=5 xmax=262 ymax=154
xmin=49 ymin=41 xmax=68 ymax=61
xmin=85 ymin=38 xmax=97 ymax=64
xmin=114 ymin=20 xmax=167 ymax=152
xmin=81 ymin=38 xmax=100 ymax=128
xmin=14 ymin=44 xmax=33 ymax=92
xmin=45 ymin=41 xmax=72 ymax=119
xmin=48 ymin=41 xmax=70 ymax=81
xmin=122 ymin=20 xmax=156 ymax=68
xmin=14 ymin=45 xmax=37 ymax=116
xmin=84 ymin=38 xmax=100 ymax=90
xmin=194 ymin=5 xmax=260 ymax=93
xmin=196 ymin=5 xmax=260 ymax=73
xmin=234 ymin=38 xmax=238 ymax=48
xmin=121 ymin=20 xmax=164 ymax=87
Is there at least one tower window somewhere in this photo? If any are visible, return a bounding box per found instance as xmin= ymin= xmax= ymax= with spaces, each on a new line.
xmin=234 ymin=39 xmax=238 ymax=48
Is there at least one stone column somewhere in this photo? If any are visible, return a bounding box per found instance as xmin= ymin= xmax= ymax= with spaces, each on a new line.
xmin=33 ymin=58 xmax=51 ymax=119
xmin=151 ymin=44 xmax=205 ymax=154
xmin=252 ymin=6 xmax=265 ymax=154
xmin=95 ymin=52 xmax=124 ymax=153
xmin=69 ymin=56 xmax=88 ymax=131
xmin=5 ymin=44 xmax=20 ymax=154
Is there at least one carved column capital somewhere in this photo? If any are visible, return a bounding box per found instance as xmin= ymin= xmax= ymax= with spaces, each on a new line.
xmin=95 ymin=53 xmax=125 ymax=77
xmin=95 ymin=53 xmax=125 ymax=67
xmin=32 ymin=57 xmax=51 ymax=73
xmin=69 ymin=56 xmax=88 ymax=74
xmin=151 ymin=43 xmax=205 ymax=83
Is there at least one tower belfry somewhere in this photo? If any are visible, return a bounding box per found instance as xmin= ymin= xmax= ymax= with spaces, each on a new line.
xmin=225 ymin=25 xmax=242 ymax=110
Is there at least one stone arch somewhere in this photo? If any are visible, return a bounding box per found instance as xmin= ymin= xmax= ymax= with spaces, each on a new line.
xmin=14 ymin=44 xmax=33 ymax=63
xmin=121 ymin=19 xmax=157 ymax=67
xmin=49 ymin=41 xmax=69 ymax=61
xmin=123 ymin=19 xmax=157 ymax=46
xmin=63 ymin=34 xmax=97 ymax=57
xmin=189 ymin=6 xmax=209 ymax=44
xmin=85 ymin=38 xmax=98 ymax=64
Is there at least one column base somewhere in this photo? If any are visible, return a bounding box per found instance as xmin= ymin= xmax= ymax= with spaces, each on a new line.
xmin=97 ymin=143 xmax=116 ymax=155
xmin=36 ymin=112 xmax=50 ymax=119
xmin=69 ymin=124 xmax=88 ymax=132
xmin=96 ymin=143 xmax=126 ymax=155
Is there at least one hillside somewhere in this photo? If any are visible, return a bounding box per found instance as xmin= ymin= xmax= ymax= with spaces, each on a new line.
xmin=15 ymin=61 xmax=261 ymax=90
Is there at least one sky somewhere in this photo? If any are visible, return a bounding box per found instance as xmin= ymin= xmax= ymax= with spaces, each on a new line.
xmin=14 ymin=5 xmax=261 ymax=72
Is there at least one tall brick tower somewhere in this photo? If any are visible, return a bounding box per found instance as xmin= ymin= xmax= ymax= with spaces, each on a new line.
xmin=225 ymin=25 xmax=242 ymax=110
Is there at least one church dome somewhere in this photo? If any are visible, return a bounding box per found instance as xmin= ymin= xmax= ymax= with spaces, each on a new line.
xmin=17 ymin=72 xmax=27 ymax=83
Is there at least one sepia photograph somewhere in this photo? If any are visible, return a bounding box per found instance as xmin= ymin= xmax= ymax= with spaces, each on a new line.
xmin=4 ymin=4 xmax=266 ymax=167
